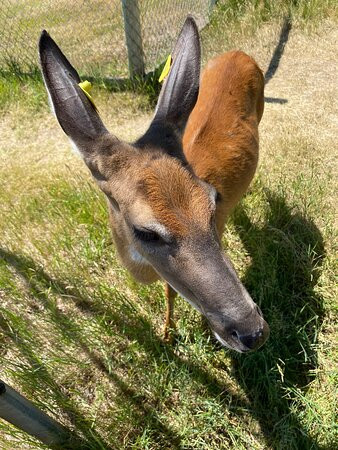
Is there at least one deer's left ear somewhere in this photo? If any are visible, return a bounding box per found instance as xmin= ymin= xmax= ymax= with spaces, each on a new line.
xmin=39 ymin=30 xmax=110 ymax=152
xmin=153 ymin=16 xmax=201 ymax=136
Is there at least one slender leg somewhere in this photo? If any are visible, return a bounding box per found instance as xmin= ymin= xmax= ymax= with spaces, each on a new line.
xmin=164 ymin=283 xmax=177 ymax=341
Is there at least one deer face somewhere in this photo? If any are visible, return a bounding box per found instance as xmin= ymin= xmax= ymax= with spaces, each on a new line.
xmin=39 ymin=17 xmax=269 ymax=352
xmin=108 ymin=155 xmax=269 ymax=352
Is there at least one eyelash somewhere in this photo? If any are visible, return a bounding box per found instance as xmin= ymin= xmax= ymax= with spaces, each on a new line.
xmin=133 ymin=227 xmax=161 ymax=243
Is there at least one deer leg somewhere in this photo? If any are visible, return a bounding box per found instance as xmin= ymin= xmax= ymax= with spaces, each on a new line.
xmin=164 ymin=283 xmax=177 ymax=341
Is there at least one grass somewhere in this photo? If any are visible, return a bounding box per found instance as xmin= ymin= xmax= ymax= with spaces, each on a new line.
xmin=0 ymin=0 xmax=210 ymax=79
xmin=0 ymin=1 xmax=337 ymax=449
xmin=0 ymin=0 xmax=125 ymax=77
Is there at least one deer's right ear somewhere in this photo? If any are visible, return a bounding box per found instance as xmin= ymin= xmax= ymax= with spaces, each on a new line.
xmin=39 ymin=30 xmax=110 ymax=154
xmin=153 ymin=16 xmax=201 ymax=136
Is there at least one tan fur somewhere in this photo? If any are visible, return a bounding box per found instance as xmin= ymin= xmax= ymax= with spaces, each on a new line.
xmin=106 ymin=154 xmax=213 ymax=283
xmin=141 ymin=157 xmax=212 ymax=237
xmin=183 ymin=51 xmax=264 ymax=235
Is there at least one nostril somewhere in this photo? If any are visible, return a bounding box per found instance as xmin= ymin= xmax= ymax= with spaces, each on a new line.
xmin=238 ymin=333 xmax=257 ymax=350
xmin=238 ymin=327 xmax=266 ymax=350
xmin=231 ymin=330 xmax=239 ymax=340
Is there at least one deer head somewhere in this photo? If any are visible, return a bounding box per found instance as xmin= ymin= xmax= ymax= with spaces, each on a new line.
xmin=39 ymin=17 xmax=269 ymax=352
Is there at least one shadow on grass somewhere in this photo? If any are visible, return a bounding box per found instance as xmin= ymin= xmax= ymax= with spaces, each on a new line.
xmin=0 ymin=248 xmax=249 ymax=447
xmin=0 ymin=318 xmax=100 ymax=449
xmin=0 ymin=249 xmax=183 ymax=448
xmin=264 ymin=96 xmax=288 ymax=104
xmin=0 ymin=187 xmax=325 ymax=448
xmin=263 ymin=15 xmax=292 ymax=105
xmin=230 ymin=189 xmax=325 ymax=449
xmin=265 ymin=15 xmax=292 ymax=85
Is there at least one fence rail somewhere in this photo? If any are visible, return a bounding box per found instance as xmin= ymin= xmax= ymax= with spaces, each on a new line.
xmin=0 ymin=379 xmax=74 ymax=447
xmin=0 ymin=0 xmax=215 ymax=79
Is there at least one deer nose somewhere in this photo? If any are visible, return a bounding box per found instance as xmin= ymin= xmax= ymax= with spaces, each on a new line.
xmin=238 ymin=330 xmax=264 ymax=350
xmin=232 ymin=322 xmax=269 ymax=351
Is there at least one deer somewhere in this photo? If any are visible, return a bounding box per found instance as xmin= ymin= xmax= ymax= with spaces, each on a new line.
xmin=39 ymin=16 xmax=269 ymax=353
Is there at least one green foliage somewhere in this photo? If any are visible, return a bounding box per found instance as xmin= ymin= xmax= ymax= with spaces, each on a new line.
xmin=213 ymin=0 xmax=337 ymax=24
xmin=0 ymin=71 xmax=46 ymax=113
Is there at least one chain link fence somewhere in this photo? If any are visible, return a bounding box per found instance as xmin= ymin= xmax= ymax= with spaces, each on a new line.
xmin=0 ymin=0 xmax=215 ymax=79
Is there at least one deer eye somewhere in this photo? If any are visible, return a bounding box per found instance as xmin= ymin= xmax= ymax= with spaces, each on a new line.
xmin=133 ymin=227 xmax=161 ymax=243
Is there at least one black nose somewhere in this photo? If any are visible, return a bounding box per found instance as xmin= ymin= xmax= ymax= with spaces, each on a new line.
xmin=232 ymin=323 xmax=269 ymax=351
xmin=238 ymin=330 xmax=264 ymax=350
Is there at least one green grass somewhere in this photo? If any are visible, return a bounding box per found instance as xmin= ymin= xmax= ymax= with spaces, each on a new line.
xmin=0 ymin=69 xmax=159 ymax=115
xmin=1 ymin=168 xmax=336 ymax=449
xmin=210 ymin=0 xmax=338 ymax=26
xmin=202 ymin=0 xmax=338 ymax=61
xmin=0 ymin=1 xmax=337 ymax=449
xmin=0 ymin=71 xmax=46 ymax=112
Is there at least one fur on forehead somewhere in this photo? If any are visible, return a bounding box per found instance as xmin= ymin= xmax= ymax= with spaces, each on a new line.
xmin=139 ymin=157 xmax=212 ymax=236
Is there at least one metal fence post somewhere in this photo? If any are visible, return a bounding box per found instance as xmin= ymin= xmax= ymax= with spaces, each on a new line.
xmin=121 ymin=0 xmax=145 ymax=78
xmin=0 ymin=380 xmax=78 ymax=447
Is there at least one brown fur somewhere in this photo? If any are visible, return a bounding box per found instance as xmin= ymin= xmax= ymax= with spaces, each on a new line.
xmin=183 ymin=51 xmax=264 ymax=235
xmin=140 ymin=157 xmax=212 ymax=237
xmin=105 ymin=153 xmax=213 ymax=283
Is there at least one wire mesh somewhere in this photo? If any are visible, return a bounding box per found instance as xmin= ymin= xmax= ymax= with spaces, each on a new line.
xmin=0 ymin=0 xmax=213 ymax=78
xmin=140 ymin=0 xmax=212 ymax=73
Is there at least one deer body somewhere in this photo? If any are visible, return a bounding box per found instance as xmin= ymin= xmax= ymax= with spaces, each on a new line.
xmin=184 ymin=51 xmax=264 ymax=236
xmin=39 ymin=17 xmax=269 ymax=353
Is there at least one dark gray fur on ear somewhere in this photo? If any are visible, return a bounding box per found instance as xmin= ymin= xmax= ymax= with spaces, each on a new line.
xmin=39 ymin=30 xmax=109 ymax=149
xmin=153 ymin=16 xmax=201 ymax=135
